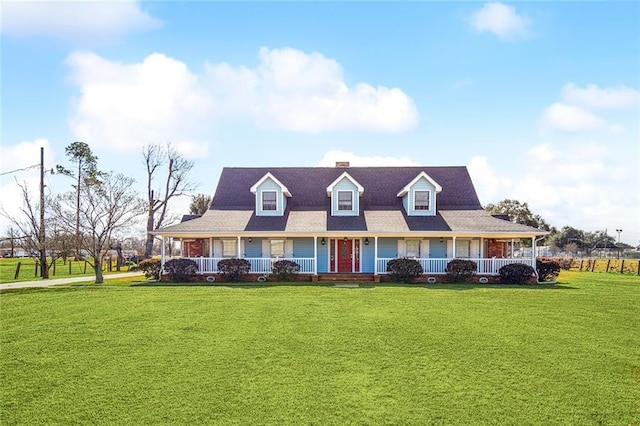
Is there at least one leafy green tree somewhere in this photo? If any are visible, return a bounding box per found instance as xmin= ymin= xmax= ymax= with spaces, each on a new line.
xmin=56 ymin=141 xmax=102 ymax=253
xmin=484 ymin=199 xmax=552 ymax=231
xmin=189 ymin=194 xmax=211 ymax=215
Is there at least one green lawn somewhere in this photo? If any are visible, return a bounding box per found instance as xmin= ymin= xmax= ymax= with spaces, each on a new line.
xmin=0 ymin=257 xmax=134 ymax=283
xmin=1 ymin=271 xmax=638 ymax=424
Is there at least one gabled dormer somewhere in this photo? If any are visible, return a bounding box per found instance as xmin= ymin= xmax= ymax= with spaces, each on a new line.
xmin=326 ymin=172 xmax=364 ymax=216
xmin=397 ymin=171 xmax=442 ymax=216
xmin=250 ymin=172 xmax=291 ymax=216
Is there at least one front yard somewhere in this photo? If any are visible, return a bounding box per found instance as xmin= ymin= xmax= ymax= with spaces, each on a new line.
xmin=1 ymin=271 xmax=638 ymax=424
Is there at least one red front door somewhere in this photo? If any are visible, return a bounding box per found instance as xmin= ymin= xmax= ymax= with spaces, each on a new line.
xmin=337 ymin=239 xmax=353 ymax=272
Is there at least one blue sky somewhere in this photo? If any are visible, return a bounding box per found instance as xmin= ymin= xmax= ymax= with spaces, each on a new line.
xmin=1 ymin=1 xmax=639 ymax=245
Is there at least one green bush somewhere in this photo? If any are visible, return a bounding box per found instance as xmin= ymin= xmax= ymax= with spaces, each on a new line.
xmin=499 ymin=263 xmax=536 ymax=284
xmin=138 ymin=258 xmax=161 ymax=280
xmin=536 ymin=258 xmax=561 ymax=282
xmin=218 ymin=258 xmax=251 ymax=282
xmin=386 ymin=258 xmax=423 ymax=283
xmin=271 ymin=260 xmax=300 ymax=281
xmin=445 ymin=259 xmax=477 ymax=283
xmin=164 ymin=258 xmax=199 ymax=282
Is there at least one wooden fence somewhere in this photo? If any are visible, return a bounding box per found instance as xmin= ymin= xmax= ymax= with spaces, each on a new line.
xmin=569 ymin=259 xmax=640 ymax=275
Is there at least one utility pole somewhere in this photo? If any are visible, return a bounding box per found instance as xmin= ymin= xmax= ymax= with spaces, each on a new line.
xmin=40 ymin=147 xmax=49 ymax=279
xmin=615 ymin=229 xmax=623 ymax=259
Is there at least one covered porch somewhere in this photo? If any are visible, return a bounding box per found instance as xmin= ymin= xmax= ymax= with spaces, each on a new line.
xmin=158 ymin=234 xmax=540 ymax=277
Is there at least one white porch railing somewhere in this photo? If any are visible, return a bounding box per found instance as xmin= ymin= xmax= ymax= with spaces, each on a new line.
xmin=376 ymin=258 xmax=536 ymax=275
xmin=183 ymin=257 xmax=316 ymax=274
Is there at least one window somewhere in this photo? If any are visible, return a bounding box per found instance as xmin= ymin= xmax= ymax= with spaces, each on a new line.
xmin=270 ymin=239 xmax=285 ymax=258
xmin=222 ymin=239 xmax=237 ymax=257
xmin=414 ymin=190 xmax=430 ymax=210
xmin=406 ymin=240 xmax=420 ymax=258
xmin=262 ymin=191 xmax=277 ymax=211
xmin=337 ymin=191 xmax=353 ymax=211
xmin=455 ymin=240 xmax=471 ymax=258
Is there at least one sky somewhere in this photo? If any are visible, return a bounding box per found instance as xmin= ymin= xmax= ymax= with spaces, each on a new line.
xmin=1 ymin=1 xmax=639 ymax=246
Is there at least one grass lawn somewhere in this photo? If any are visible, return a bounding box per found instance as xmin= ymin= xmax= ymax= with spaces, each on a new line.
xmin=0 ymin=257 xmax=134 ymax=283
xmin=1 ymin=271 xmax=639 ymax=424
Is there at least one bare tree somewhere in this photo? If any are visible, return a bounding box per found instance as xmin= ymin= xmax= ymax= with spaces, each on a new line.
xmin=52 ymin=172 xmax=145 ymax=283
xmin=189 ymin=194 xmax=211 ymax=215
xmin=0 ymin=181 xmax=49 ymax=276
xmin=142 ymin=143 xmax=197 ymax=258
xmin=2 ymin=227 xmax=19 ymax=257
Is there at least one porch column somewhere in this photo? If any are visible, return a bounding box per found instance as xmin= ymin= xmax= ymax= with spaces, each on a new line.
xmin=313 ymin=236 xmax=318 ymax=275
xmin=374 ymin=236 xmax=379 ymax=275
xmin=511 ymin=239 xmax=515 ymax=257
xmin=532 ymin=237 xmax=536 ymax=263
xmin=209 ymin=238 xmax=214 ymax=258
xmin=237 ymin=236 xmax=241 ymax=258
xmin=160 ymin=235 xmax=166 ymax=266
xmin=451 ymin=236 xmax=456 ymax=258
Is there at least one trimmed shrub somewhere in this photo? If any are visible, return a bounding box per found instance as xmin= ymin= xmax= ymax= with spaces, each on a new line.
xmin=536 ymin=258 xmax=561 ymax=282
xmin=445 ymin=259 xmax=477 ymax=283
xmin=499 ymin=263 xmax=536 ymax=284
xmin=386 ymin=258 xmax=423 ymax=283
xmin=164 ymin=258 xmax=199 ymax=282
xmin=271 ymin=260 xmax=300 ymax=282
xmin=138 ymin=258 xmax=161 ymax=280
xmin=557 ymin=258 xmax=573 ymax=270
xmin=217 ymin=258 xmax=251 ymax=282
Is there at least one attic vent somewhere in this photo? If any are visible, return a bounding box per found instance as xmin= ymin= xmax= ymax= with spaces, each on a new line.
xmin=335 ymin=161 xmax=350 ymax=168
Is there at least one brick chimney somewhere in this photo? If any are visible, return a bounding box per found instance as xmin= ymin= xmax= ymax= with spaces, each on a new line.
xmin=335 ymin=161 xmax=350 ymax=168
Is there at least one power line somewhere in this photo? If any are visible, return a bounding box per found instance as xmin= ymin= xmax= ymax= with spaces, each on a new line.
xmin=0 ymin=164 xmax=40 ymax=176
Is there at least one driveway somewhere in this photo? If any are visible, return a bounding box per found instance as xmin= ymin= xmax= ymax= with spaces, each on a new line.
xmin=0 ymin=272 xmax=144 ymax=290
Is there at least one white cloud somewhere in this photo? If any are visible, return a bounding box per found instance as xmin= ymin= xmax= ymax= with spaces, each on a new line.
xmin=67 ymin=48 xmax=419 ymax=154
xmin=468 ymin=143 xmax=639 ymax=244
xmin=0 ymin=0 xmax=161 ymax=42
xmin=0 ymin=139 xmax=56 ymax=234
xmin=467 ymin=156 xmax=512 ymax=202
xmin=67 ymin=51 xmax=212 ymax=157
xmin=204 ymin=47 xmax=419 ymax=133
xmin=317 ymin=151 xmax=418 ymax=167
xmin=470 ymin=2 xmax=529 ymax=41
xmin=542 ymin=83 xmax=639 ymax=133
xmin=561 ymin=83 xmax=640 ymax=110
xmin=542 ymin=102 xmax=607 ymax=132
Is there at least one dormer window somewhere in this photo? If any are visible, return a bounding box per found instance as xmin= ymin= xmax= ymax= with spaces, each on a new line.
xmin=414 ymin=190 xmax=430 ymax=211
xmin=250 ymin=172 xmax=291 ymax=216
xmin=338 ymin=191 xmax=353 ymax=211
xmin=262 ymin=191 xmax=277 ymax=211
xmin=397 ymin=171 xmax=442 ymax=217
xmin=326 ymin=172 xmax=364 ymax=217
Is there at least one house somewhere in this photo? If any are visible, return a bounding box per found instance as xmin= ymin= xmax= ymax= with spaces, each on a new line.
xmin=151 ymin=163 xmax=548 ymax=280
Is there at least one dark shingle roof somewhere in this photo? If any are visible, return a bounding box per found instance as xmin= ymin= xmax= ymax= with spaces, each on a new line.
xmin=151 ymin=166 xmax=546 ymax=236
xmin=210 ymin=166 xmax=482 ymax=211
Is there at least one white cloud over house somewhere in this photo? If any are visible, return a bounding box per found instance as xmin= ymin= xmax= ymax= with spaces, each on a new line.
xmin=0 ymin=0 xmax=161 ymax=42
xmin=470 ymin=2 xmax=529 ymax=41
xmin=66 ymin=47 xmax=419 ymax=154
xmin=542 ymin=83 xmax=638 ymax=132
xmin=469 ymin=144 xmax=638 ymax=244
xmin=317 ymin=151 xmax=418 ymax=167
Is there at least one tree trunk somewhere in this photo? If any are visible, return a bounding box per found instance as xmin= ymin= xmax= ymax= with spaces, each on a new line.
xmin=144 ymin=199 xmax=155 ymax=258
xmin=94 ymin=255 xmax=104 ymax=284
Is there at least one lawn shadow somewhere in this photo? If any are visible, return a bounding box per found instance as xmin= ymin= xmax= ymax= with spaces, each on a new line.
xmin=128 ymin=281 xmax=577 ymax=290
